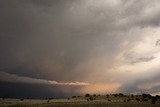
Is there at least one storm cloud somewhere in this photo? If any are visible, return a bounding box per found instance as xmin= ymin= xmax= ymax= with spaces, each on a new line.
xmin=0 ymin=71 xmax=90 ymax=86
xmin=1 ymin=0 xmax=160 ymax=98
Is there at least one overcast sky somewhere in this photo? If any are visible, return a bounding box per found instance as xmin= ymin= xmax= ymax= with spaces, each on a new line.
xmin=1 ymin=0 xmax=160 ymax=98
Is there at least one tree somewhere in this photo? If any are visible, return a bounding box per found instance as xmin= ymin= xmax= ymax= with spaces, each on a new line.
xmin=72 ymin=96 xmax=76 ymax=98
xmin=85 ymin=94 xmax=90 ymax=97
xmin=119 ymin=93 xmax=124 ymax=97
xmin=142 ymin=94 xmax=152 ymax=99
xmin=136 ymin=98 xmax=141 ymax=102
xmin=151 ymin=97 xmax=157 ymax=104
xmin=93 ymin=94 xmax=96 ymax=97
xmin=155 ymin=95 xmax=160 ymax=99
xmin=89 ymin=97 xmax=94 ymax=100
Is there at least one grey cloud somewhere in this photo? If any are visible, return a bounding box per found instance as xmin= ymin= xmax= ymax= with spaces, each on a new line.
xmin=123 ymin=52 xmax=156 ymax=64
xmin=119 ymin=67 xmax=160 ymax=94
xmin=0 ymin=0 xmax=126 ymax=81
xmin=0 ymin=71 xmax=90 ymax=86
xmin=132 ymin=56 xmax=156 ymax=64
xmin=156 ymin=39 xmax=160 ymax=46
xmin=1 ymin=0 xmax=160 ymax=98
xmin=115 ymin=0 xmax=160 ymax=29
xmin=120 ymin=77 xmax=160 ymax=95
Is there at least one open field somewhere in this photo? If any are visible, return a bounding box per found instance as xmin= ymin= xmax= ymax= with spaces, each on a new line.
xmin=1 ymin=99 xmax=160 ymax=107
xmin=1 ymin=94 xmax=160 ymax=107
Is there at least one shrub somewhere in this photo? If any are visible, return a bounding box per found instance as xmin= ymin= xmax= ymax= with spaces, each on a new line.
xmin=93 ymin=94 xmax=96 ymax=97
xmin=119 ymin=93 xmax=124 ymax=97
xmin=151 ymin=97 xmax=157 ymax=104
xmin=85 ymin=94 xmax=90 ymax=97
xmin=20 ymin=99 xmax=24 ymax=101
xmin=136 ymin=98 xmax=141 ymax=102
xmin=89 ymin=97 xmax=94 ymax=100
xmin=72 ymin=96 xmax=76 ymax=98
xmin=155 ymin=95 xmax=160 ymax=99
xmin=142 ymin=94 xmax=152 ymax=99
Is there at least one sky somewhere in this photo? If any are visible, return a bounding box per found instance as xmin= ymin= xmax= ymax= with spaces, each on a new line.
xmin=1 ymin=0 xmax=160 ymax=98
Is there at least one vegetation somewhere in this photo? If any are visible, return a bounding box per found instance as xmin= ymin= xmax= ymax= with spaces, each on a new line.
xmin=85 ymin=94 xmax=90 ymax=97
xmin=1 ymin=93 xmax=160 ymax=107
xmin=71 ymin=93 xmax=160 ymax=104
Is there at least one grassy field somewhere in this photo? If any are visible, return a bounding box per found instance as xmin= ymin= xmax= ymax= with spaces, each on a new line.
xmin=0 ymin=99 xmax=160 ymax=107
xmin=1 ymin=94 xmax=160 ymax=107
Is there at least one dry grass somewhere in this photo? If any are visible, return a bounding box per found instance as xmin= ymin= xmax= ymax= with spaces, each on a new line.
xmin=0 ymin=99 xmax=160 ymax=107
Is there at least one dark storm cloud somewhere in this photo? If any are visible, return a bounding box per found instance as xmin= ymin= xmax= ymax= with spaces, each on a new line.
xmin=1 ymin=0 xmax=160 ymax=98
xmin=0 ymin=81 xmax=80 ymax=99
xmin=0 ymin=71 xmax=90 ymax=86
xmin=0 ymin=0 xmax=85 ymax=81
xmin=0 ymin=71 xmax=88 ymax=98
xmin=1 ymin=0 xmax=160 ymax=80
xmin=0 ymin=0 xmax=124 ymax=81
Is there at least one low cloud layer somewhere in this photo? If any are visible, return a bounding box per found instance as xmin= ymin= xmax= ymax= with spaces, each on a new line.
xmin=0 ymin=71 xmax=90 ymax=86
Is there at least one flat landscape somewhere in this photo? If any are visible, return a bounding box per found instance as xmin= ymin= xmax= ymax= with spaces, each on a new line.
xmin=1 ymin=94 xmax=160 ymax=107
xmin=0 ymin=99 xmax=160 ymax=107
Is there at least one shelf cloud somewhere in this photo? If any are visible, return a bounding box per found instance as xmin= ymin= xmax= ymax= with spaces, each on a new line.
xmin=0 ymin=71 xmax=90 ymax=86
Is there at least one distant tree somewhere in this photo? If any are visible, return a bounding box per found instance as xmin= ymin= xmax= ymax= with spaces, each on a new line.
xmin=142 ymin=98 xmax=148 ymax=102
xmin=155 ymin=95 xmax=160 ymax=99
xmin=20 ymin=99 xmax=24 ymax=101
xmin=89 ymin=97 xmax=94 ymax=101
xmin=49 ymin=97 xmax=54 ymax=100
xmin=72 ymin=96 xmax=76 ymax=98
xmin=119 ymin=93 xmax=124 ymax=97
xmin=93 ymin=94 xmax=96 ymax=97
xmin=97 ymin=94 xmax=101 ymax=96
xmin=136 ymin=98 xmax=141 ymax=102
xmin=47 ymin=100 xmax=50 ymax=103
xmin=85 ymin=94 xmax=90 ymax=97
xmin=142 ymin=94 xmax=151 ymax=99
xmin=130 ymin=94 xmax=134 ymax=99
xmin=113 ymin=94 xmax=118 ymax=97
xmin=146 ymin=94 xmax=152 ymax=99
xmin=127 ymin=98 xmax=131 ymax=102
xmin=151 ymin=97 xmax=157 ymax=104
